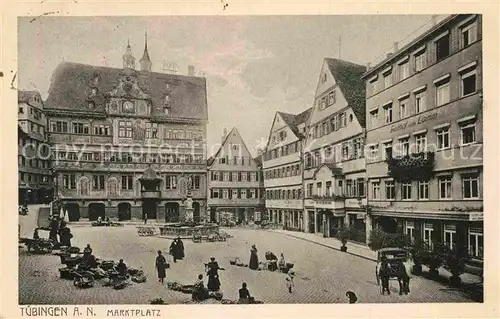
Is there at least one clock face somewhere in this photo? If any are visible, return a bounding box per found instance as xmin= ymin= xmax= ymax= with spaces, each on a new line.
xmin=123 ymin=101 xmax=134 ymax=112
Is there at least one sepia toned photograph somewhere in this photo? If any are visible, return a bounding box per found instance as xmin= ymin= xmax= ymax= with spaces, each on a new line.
xmin=16 ymin=13 xmax=484 ymax=307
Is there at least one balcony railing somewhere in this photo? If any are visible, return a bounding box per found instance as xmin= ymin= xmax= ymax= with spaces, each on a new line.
xmin=387 ymin=151 xmax=435 ymax=182
xmin=141 ymin=190 xmax=161 ymax=198
xmin=311 ymin=194 xmax=346 ymax=201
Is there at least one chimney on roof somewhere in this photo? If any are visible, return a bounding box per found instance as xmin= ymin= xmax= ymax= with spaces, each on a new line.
xmin=386 ymin=52 xmax=393 ymax=59
xmin=431 ymin=15 xmax=438 ymax=26
xmin=366 ymin=62 xmax=371 ymax=69
xmin=393 ymin=42 xmax=399 ymax=53
xmin=188 ymin=65 xmax=195 ymax=77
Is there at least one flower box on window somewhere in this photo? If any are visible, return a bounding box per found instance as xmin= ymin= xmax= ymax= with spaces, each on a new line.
xmin=386 ymin=151 xmax=435 ymax=182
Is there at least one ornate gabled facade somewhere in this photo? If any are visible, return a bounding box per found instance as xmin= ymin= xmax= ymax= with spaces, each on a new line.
xmin=18 ymin=90 xmax=53 ymax=204
xmin=262 ymin=108 xmax=311 ymax=231
xmin=44 ymin=39 xmax=208 ymax=222
xmin=302 ymin=58 xmax=367 ymax=240
xmin=207 ymin=127 xmax=265 ymax=224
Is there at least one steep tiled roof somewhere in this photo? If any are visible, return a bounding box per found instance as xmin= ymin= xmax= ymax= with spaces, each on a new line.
xmin=325 ymin=58 xmax=366 ymax=128
xmin=277 ymin=107 xmax=312 ymax=139
xmin=18 ymin=90 xmax=39 ymax=103
xmin=45 ymin=62 xmax=208 ymax=120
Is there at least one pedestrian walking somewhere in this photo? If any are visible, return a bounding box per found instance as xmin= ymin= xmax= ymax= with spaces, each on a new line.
xmin=285 ymin=271 xmax=295 ymax=293
xmin=206 ymin=257 xmax=224 ymax=292
xmin=144 ymin=213 xmax=148 ymax=225
xmin=155 ymin=250 xmax=167 ymax=284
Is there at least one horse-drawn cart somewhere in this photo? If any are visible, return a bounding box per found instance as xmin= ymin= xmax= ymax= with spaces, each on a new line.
xmin=375 ymin=247 xmax=413 ymax=294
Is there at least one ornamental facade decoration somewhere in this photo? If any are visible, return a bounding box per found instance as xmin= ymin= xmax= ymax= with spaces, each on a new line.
xmin=386 ymin=151 xmax=435 ymax=182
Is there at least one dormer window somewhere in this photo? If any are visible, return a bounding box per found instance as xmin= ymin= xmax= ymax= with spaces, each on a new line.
xmin=88 ymin=101 xmax=95 ymax=109
xmin=164 ymin=107 xmax=170 ymax=115
xmin=164 ymin=95 xmax=170 ymax=104
xmin=90 ymin=88 xmax=98 ymax=96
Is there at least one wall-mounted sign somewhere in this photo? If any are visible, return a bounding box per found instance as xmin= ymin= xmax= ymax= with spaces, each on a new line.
xmin=469 ymin=212 xmax=483 ymax=221
xmin=390 ymin=112 xmax=438 ymax=133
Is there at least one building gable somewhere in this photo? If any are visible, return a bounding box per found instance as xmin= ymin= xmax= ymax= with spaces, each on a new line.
xmin=209 ymin=127 xmax=259 ymax=170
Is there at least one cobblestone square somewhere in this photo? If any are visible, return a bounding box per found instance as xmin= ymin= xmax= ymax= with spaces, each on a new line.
xmin=19 ymin=222 xmax=475 ymax=305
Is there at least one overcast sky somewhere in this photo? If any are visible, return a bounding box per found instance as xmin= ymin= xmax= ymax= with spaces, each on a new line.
xmin=18 ymin=15 xmax=440 ymax=156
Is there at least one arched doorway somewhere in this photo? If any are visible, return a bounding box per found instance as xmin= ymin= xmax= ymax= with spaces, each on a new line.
xmin=193 ymin=202 xmax=201 ymax=223
xmin=117 ymin=202 xmax=132 ymax=221
xmin=142 ymin=200 xmax=158 ymax=220
xmin=377 ymin=216 xmax=398 ymax=233
xmin=165 ymin=203 xmax=179 ymax=223
xmin=64 ymin=203 xmax=80 ymax=222
xmin=88 ymin=203 xmax=106 ymax=221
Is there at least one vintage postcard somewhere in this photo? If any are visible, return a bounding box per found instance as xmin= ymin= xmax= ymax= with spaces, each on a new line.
xmin=2 ymin=1 xmax=499 ymax=318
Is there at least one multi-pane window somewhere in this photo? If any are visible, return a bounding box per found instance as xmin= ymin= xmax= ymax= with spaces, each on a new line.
xmin=165 ymin=175 xmax=177 ymax=189
xmin=370 ymin=109 xmax=379 ymax=125
xmin=444 ymin=224 xmax=457 ymax=250
xmin=51 ymin=121 xmax=68 ymax=133
xmin=460 ymin=69 xmax=477 ymax=97
xmin=93 ymin=124 xmax=109 ymax=136
xmin=372 ymin=181 xmax=380 ymax=199
xmin=339 ymin=112 xmax=347 ymax=127
xmin=399 ymin=61 xmax=410 ymax=80
xmin=400 ymin=138 xmax=409 ymax=157
xmin=462 ymin=174 xmax=479 ymax=199
xmin=437 ymin=128 xmax=450 ymax=149
xmin=469 ymin=228 xmax=483 ymax=258
xmin=146 ymin=123 xmax=158 ymax=138
xmin=405 ymin=221 xmax=415 ymax=242
xmin=418 ymin=181 xmax=429 ymax=199
xmin=383 ymin=72 xmax=392 ymax=89
xmin=63 ymin=174 xmax=76 ymax=189
xmin=193 ymin=176 xmax=201 ymax=190
xmin=460 ymin=123 xmax=476 ymax=145
xmin=223 ymin=172 xmax=229 ymax=182
xmin=424 ymin=223 xmax=434 ymax=249
xmin=415 ymin=51 xmax=426 ymax=72
xmin=357 ymin=179 xmax=365 ymax=197
xmin=438 ymin=176 xmax=452 ymax=199
xmin=72 ymin=123 xmax=90 ymax=134
xmin=250 ymin=189 xmax=256 ymax=198
xmin=401 ymin=181 xmax=412 ymax=200
xmin=118 ymin=121 xmax=133 ymax=138
xmin=92 ymin=175 xmax=105 ymax=190
xmin=415 ymin=133 xmax=427 ymax=153
xmin=307 ymin=183 xmax=313 ymax=197
xmin=461 ymin=20 xmax=478 ymax=48
xmin=328 ymin=90 xmax=336 ymax=105
xmin=121 ymin=175 xmax=134 ymax=190
xmin=250 ymin=172 xmax=257 ymax=182
xmin=399 ymin=98 xmax=409 ymax=119
xmin=385 ymin=180 xmax=395 ymax=200
xmin=435 ymin=33 xmax=450 ymax=61
xmin=316 ymin=182 xmax=322 ymax=196
xmin=383 ymin=142 xmax=392 ymax=160
xmin=384 ymin=103 xmax=393 ymax=124
xmin=325 ymin=181 xmax=332 ymax=196
xmin=436 ymin=80 xmax=450 ymax=106
xmin=415 ymin=90 xmax=427 ymax=113
xmin=369 ymin=145 xmax=378 ymax=160
xmin=232 ymin=189 xmax=239 ymax=199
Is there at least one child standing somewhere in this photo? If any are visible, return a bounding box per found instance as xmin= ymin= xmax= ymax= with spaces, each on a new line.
xmin=285 ymin=271 xmax=295 ymax=293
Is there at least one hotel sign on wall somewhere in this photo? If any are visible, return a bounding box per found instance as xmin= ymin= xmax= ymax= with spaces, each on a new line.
xmin=390 ymin=112 xmax=438 ymax=133
xmin=469 ymin=212 xmax=483 ymax=221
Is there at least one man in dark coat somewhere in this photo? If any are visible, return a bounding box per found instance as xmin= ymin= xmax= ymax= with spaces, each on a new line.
xmin=49 ymin=217 xmax=59 ymax=243
xmin=379 ymin=256 xmax=391 ymax=295
xmin=176 ymin=236 xmax=185 ymax=259
xmin=155 ymin=251 xmax=167 ymax=284
xmin=169 ymin=239 xmax=179 ymax=263
xmin=116 ymin=259 xmax=128 ymax=276
xmin=59 ymin=227 xmax=73 ymax=247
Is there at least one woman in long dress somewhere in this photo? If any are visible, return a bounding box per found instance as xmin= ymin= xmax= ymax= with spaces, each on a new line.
xmin=249 ymin=245 xmax=259 ymax=270
xmin=155 ymin=251 xmax=167 ymax=284
xmin=206 ymin=257 xmax=223 ymax=292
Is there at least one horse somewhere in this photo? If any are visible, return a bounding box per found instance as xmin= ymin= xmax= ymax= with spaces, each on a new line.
xmin=393 ymin=261 xmax=410 ymax=295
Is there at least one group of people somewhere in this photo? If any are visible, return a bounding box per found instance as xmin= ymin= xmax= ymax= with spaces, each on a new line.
xmin=46 ymin=217 xmax=73 ymax=247
xmin=169 ymin=236 xmax=185 ymax=263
